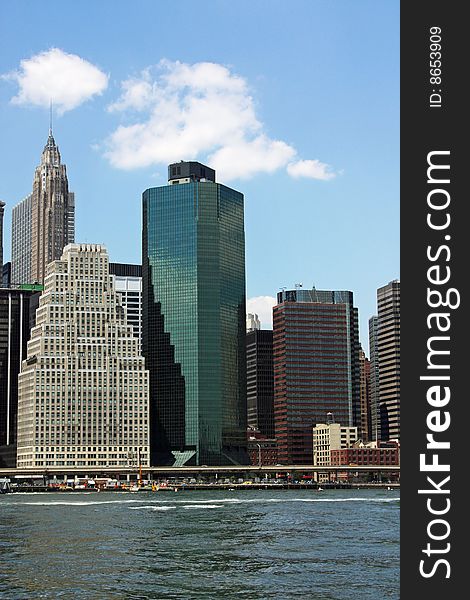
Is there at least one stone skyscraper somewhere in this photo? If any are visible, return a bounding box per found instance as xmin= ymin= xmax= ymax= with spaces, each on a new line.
xmin=16 ymin=244 xmax=149 ymax=469
xmin=143 ymin=161 xmax=248 ymax=466
xmin=12 ymin=130 xmax=75 ymax=285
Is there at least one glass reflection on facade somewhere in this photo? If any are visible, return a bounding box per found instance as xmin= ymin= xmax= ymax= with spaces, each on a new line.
xmin=143 ymin=163 xmax=248 ymax=466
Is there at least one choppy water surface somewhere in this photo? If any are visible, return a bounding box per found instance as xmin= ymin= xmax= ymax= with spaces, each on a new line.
xmin=0 ymin=489 xmax=399 ymax=599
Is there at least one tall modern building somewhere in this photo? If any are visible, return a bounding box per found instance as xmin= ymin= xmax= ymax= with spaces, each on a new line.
xmin=11 ymin=194 xmax=32 ymax=285
xmin=109 ymin=263 xmax=142 ymax=350
xmin=246 ymin=329 xmax=274 ymax=438
xmin=143 ymin=161 xmax=248 ymax=466
xmin=0 ymin=200 xmax=5 ymax=270
xmin=369 ymin=315 xmax=380 ymax=441
xmin=273 ymin=287 xmax=361 ymax=464
xmin=16 ymin=244 xmax=149 ymax=469
xmin=358 ymin=346 xmax=371 ymax=443
xmin=372 ymin=280 xmax=401 ymax=441
xmin=0 ymin=287 xmax=41 ymax=467
xmin=11 ymin=130 xmax=75 ymax=285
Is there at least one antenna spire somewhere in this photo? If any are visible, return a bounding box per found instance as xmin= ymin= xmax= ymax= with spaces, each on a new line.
xmin=49 ymin=99 xmax=53 ymax=136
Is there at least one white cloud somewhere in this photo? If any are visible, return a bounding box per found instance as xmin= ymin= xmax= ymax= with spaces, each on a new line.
xmin=247 ymin=296 xmax=277 ymax=329
xmin=3 ymin=48 xmax=108 ymax=114
xmin=209 ymin=135 xmax=296 ymax=181
xmin=107 ymin=69 xmax=154 ymax=112
xmin=287 ymin=159 xmax=335 ymax=180
xmin=104 ymin=59 xmax=336 ymax=182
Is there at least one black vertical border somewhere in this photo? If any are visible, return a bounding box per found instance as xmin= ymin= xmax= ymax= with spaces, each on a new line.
xmin=401 ymin=2 xmax=466 ymax=597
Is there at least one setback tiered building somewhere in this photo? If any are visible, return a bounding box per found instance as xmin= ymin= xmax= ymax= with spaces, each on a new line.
xmin=16 ymin=244 xmax=149 ymax=468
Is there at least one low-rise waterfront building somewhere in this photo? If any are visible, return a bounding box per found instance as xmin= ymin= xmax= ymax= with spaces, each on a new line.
xmin=330 ymin=443 xmax=399 ymax=467
xmin=312 ymin=422 xmax=358 ymax=467
xmin=247 ymin=428 xmax=278 ymax=466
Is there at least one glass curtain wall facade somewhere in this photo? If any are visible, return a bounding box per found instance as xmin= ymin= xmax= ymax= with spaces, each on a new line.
xmin=143 ymin=166 xmax=247 ymax=466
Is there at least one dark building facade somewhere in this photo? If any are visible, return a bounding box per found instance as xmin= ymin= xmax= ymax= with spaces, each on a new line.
xmin=109 ymin=263 xmax=142 ymax=278
xmin=359 ymin=346 xmax=371 ymax=443
xmin=143 ymin=161 xmax=248 ymax=466
xmin=2 ymin=262 xmax=11 ymax=288
xmin=0 ymin=200 xmax=5 ymax=271
xmin=273 ymin=288 xmax=361 ymax=465
xmin=0 ymin=288 xmax=40 ymax=467
xmin=246 ymin=329 xmax=274 ymax=438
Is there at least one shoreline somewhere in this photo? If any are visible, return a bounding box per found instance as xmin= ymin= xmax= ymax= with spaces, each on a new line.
xmin=6 ymin=482 xmax=400 ymax=493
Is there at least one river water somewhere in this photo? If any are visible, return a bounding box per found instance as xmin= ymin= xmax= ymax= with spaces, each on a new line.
xmin=0 ymin=489 xmax=399 ymax=599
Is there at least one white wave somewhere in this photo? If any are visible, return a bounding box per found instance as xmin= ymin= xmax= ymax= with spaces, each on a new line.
xmin=173 ymin=498 xmax=242 ymax=504
xmin=173 ymin=497 xmax=399 ymax=505
xmin=128 ymin=505 xmax=176 ymax=511
xmin=250 ymin=497 xmax=400 ymax=503
xmin=6 ymin=495 xmax=398 ymax=507
xmin=182 ymin=504 xmax=222 ymax=509
xmin=13 ymin=499 xmax=144 ymax=506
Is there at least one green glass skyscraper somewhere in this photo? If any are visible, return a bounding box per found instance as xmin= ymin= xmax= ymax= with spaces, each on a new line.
xmin=143 ymin=162 xmax=248 ymax=466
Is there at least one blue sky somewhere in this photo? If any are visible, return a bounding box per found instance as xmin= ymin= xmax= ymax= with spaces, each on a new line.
xmin=0 ymin=0 xmax=399 ymax=351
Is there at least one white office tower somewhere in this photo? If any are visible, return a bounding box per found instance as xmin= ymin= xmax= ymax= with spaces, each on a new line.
xmin=16 ymin=244 xmax=150 ymax=468
xmin=109 ymin=263 xmax=142 ymax=351
xmin=11 ymin=194 xmax=32 ymax=285
xmin=246 ymin=313 xmax=261 ymax=332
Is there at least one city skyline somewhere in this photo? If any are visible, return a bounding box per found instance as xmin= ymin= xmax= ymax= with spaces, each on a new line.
xmin=0 ymin=1 xmax=399 ymax=351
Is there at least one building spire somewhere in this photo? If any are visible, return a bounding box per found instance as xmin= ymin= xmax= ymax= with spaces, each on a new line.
xmin=49 ymin=99 xmax=53 ymax=137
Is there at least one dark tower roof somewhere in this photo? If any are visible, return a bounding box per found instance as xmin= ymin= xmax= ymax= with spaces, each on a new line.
xmin=168 ymin=161 xmax=216 ymax=183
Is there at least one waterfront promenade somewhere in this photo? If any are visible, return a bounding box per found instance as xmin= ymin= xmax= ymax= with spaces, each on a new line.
xmin=0 ymin=464 xmax=400 ymax=479
xmin=1 ymin=464 xmax=399 ymax=493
